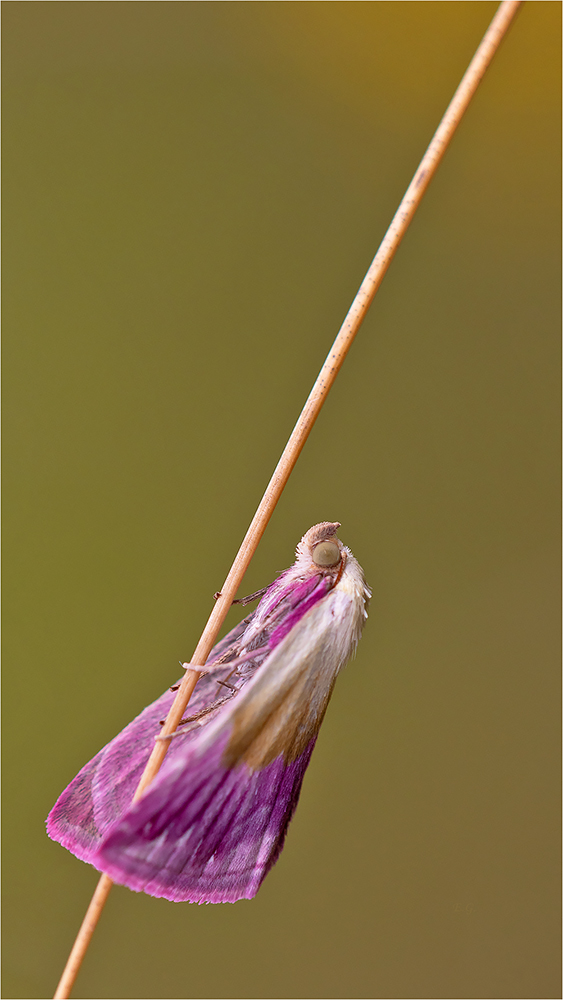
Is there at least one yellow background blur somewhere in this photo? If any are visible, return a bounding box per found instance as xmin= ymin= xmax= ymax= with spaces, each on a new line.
xmin=3 ymin=3 xmax=560 ymax=998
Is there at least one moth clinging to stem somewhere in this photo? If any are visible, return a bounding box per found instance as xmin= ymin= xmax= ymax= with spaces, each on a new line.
xmin=48 ymin=521 xmax=371 ymax=903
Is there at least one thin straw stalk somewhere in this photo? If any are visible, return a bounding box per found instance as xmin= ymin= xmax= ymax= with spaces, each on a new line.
xmin=53 ymin=3 xmax=523 ymax=996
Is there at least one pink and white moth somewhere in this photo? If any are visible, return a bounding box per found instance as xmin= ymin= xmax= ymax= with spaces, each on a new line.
xmin=47 ymin=522 xmax=371 ymax=903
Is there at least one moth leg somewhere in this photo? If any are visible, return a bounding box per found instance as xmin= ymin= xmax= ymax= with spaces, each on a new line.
xmin=179 ymin=695 xmax=232 ymax=724
xmin=215 ymin=663 xmax=244 ymax=693
xmin=232 ymin=586 xmax=269 ymax=606
xmin=214 ymin=586 xmax=269 ymax=606
xmin=156 ymin=729 xmax=189 ymax=742
xmin=205 ymin=644 xmax=268 ymax=675
xmin=158 ymin=693 xmax=233 ymax=728
xmin=180 ymin=661 xmax=210 ymax=674
xmin=169 ymin=675 xmax=211 ymax=692
xmin=170 ymin=659 xmax=215 ymax=690
xmin=216 ymin=678 xmax=238 ymax=692
xmin=170 ymin=644 xmax=266 ymax=692
xmin=169 ymin=655 xmax=246 ymax=692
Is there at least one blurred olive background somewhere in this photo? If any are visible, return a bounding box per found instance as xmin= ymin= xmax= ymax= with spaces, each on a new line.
xmin=3 ymin=2 xmax=560 ymax=998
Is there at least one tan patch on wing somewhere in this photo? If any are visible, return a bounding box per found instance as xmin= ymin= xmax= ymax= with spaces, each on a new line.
xmin=222 ymin=666 xmax=336 ymax=770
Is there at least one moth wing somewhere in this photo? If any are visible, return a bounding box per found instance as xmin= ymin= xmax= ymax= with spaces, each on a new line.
xmin=46 ymin=617 xmax=252 ymax=861
xmin=94 ymin=588 xmax=356 ymax=902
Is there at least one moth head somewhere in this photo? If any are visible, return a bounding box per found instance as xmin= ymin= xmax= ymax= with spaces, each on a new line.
xmin=296 ymin=522 xmax=344 ymax=571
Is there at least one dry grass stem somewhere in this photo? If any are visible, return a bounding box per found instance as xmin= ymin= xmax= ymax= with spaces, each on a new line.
xmin=53 ymin=3 xmax=523 ymax=996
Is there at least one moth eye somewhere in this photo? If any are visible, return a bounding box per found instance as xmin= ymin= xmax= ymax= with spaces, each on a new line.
xmin=312 ymin=540 xmax=341 ymax=567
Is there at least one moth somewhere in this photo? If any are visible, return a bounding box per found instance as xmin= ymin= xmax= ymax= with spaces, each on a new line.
xmin=47 ymin=521 xmax=371 ymax=903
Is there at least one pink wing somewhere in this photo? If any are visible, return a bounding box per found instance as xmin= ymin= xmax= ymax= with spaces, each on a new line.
xmin=47 ymin=573 xmax=331 ymax=868
xmin=46 ymin=618 xmax=255 ymax=862
xmin=47 ymin=526 xmax=367 ymax=905
xmin=93 ymin=578 xmax=356 ymax=903
xmin=95 ymin=729 xmax=318 ymax=903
